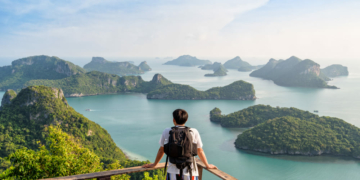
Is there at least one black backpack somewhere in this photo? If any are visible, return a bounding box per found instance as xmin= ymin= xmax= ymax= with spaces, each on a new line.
xmin=164 ymin=126 xmax=198 ymax=178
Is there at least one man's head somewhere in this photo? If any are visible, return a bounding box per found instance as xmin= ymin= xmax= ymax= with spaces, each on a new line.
xmin=172 ymin=109 xmax=188 ymax=125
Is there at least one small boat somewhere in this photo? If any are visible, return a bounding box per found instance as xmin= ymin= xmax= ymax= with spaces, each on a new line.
xmin=314 ymin=110 xmax=319 ymax=113
xmin=85 ymin=109 xmax=91 ymax=111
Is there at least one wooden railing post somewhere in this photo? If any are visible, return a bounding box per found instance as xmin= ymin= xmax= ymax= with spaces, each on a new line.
xmin=197 ymin=164 xmax=203 ymax=180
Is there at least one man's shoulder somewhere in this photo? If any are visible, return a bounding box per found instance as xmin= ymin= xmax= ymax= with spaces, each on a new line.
xmin=189 ymin=127 xmax=200 ymax=134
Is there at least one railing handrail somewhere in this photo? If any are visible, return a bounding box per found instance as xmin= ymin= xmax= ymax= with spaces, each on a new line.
xmin=40 ymin=158 xmax=237 ymax=180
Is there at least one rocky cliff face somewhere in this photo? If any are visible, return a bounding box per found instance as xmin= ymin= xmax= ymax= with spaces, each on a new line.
xmin=1 ymin=89 xmax=17 ymax=107
xmin=300 ymin=64 xmax=320 ymax=76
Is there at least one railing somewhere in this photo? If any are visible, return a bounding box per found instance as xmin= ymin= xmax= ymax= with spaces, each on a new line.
xmin=41 ymin=158 xmax=237 ymax=180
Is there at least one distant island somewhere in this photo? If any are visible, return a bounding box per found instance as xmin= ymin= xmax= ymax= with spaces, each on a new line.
xmin=211 ymin=105 xmax=360 ymax=158
xmin=83 ymin=57 xmax=152 ymax=75
xmin=163 ymin=55 xmax=212 ymax=67
xmin=250 ymin=56 xmax=338 ymax=88
xmin=223 ymin=56 xmax=263 ymax=72
xmin=0 ymin=55 xmax=85 ymax=90
xmin=200 ymin=62 xmax=222 ymax=70
xmin=321 ymin=64 xmax=349 ymax=77
xmin=204 ymin=64 xmax=228 ymax=77
xmin=147 ymin=80 xmax=255 ymax=100
xmin=24 ymin=72 xmax=256 ymax=100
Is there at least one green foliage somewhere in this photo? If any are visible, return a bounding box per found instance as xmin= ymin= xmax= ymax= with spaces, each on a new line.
xmin=0 ymin=126 xmax=103 ymax=179
xmin=235 ymin=116 xmax=360 ymax=157
xmin=250 ymin=56 xmax=336 ymax=88
xmin=0 ymin=86 xmax=127 ymax=166
xmin=0 ymin=55 xmax=85 ymax=90
xmin=147 ymin=80 xmax=255 ymax=100
xmin=164 ymin=55 xmax=212 ymax=66
xmin=142 ymin=172 xmax=159 ymax=180
xmin=210 ymin=108 xmax=222 ymax=122
xmin=213 ymin=105 xmax=318 ymax=127
xmin=84 ymin=57 xmax=144 ymax=75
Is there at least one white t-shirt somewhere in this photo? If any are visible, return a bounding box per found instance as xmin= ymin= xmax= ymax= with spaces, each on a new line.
xmin=159 ymin=126 xmax=203 ymax=176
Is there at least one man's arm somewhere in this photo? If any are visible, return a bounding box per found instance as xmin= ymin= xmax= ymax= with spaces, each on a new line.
xmin=197 ymin=148 xmax=217 ymax=169
xmin=142 ymin=146 xmax=165 ymax=168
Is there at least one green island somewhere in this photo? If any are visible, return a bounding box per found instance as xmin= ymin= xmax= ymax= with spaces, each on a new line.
xmin=250 ymin=56 xmax=338 ymax=88
xmin=204 ymin=64 xmax=228 ymax=77
xmin=223 ymin=56 xmax=261 ymax=72
xmin=24 ymin=72 xmax=172 ymax=97
xmin=163 ymin=55 xmax=212 ymax=67
xmin=0 ymin=55 xmax=86 ymax=90
xmin=24 ymin=71 xmax=256 ymax=100
xmin=321 ymin=64 xmax=349 ymax=77
xmin=210 ymin=105 xmax=360 ymax=158
xmin=147 ymin=80 xmax=256 ymax=100
xmin=84 ymin=57 xmax=151 ymax=75
xmin=0 ymin=86 xmax=163 ymax=179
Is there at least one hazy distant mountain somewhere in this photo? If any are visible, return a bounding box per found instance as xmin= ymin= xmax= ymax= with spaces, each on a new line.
xmin=201 ymin=62 xmax=223 ymax=70
xmin=138 ymin=61 xmax=152 ymax=71
xmin=163 ymin=55 xmax=212 ymax=66
xmin=205 ymin=64 xmax=228 ymax=77
xmin=0 ymin=55 xmax=85 ymax=90
xmin=321 ymin=64 xmax=349 ymax=77
xmin=250 ymin=56 xmax=338 ymax=88
xmin=83 ymin=57 xmax=147 ymax=75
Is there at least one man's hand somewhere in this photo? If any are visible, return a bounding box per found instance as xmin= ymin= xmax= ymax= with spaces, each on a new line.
xmin=142 ymin=163 xmax=157 ymax=168
xmin=206 ymin=164 xmax=218 ymax=169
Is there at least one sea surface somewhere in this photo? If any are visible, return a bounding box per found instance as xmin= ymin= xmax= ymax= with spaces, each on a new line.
xmin=1 ymin=58 xmax=360 ymax=179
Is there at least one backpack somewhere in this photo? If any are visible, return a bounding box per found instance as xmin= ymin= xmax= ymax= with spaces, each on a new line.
xmin=164 ymin=126 xmax=198 ymax=178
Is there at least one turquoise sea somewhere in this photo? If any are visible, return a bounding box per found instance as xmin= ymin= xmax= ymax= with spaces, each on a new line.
xmin=1 ymin=58 xmax=360 ymax=179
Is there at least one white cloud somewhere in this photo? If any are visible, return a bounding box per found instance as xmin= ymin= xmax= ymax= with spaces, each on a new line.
xmin=1 ymin=0 xmax=360 ymax=60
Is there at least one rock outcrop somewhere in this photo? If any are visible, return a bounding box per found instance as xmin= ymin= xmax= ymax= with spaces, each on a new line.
xmin=1 ymin=89 xmax=17 ymax=107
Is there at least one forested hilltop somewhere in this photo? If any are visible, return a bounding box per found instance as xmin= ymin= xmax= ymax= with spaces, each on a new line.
xmin=0 ymin=55 xmax=86 ymax=90
xmin=210 ymin=105 xmax=317 ymax=127
xmin=210 ymin=105 xmax=360 ymax=158
xmin=0 ymin=86 xmax=163 ymax=179
xmin=84 ymin=57 xmax=151 ymax=75
xmin=223 ymin=56 xmax=263 ymax=72
xmin=250 ymin=56 xmax=339 ymax=88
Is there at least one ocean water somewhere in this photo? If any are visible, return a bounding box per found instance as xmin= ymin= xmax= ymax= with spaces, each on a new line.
xmin=1 ymin=59 xmax=360 ymax=179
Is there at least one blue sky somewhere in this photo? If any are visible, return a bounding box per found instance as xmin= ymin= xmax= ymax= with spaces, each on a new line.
xmin=0 ymin=0 xmax=359 ymax=59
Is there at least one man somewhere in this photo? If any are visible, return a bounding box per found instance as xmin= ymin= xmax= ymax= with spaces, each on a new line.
xmin=143 ymin=109 xmax=217 ymax=180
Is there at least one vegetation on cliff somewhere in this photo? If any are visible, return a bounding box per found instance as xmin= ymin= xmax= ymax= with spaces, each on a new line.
xmin=147 ymin=80 xmax=256 ymax=100
xmin=321 ymin=64 xmax=349 ymax=77
xmin=163 ymin=55 xmax=212 ymax=66
xmin=0 ymin=55 xmax=85 ymax=90
xmin=83 ymin=57 xmax=145 ymax=75
xmin=235 ymin=116 xmax=360 ymax=158
xmin=250 ymin=56 xmax=338 ymax=88
xmin=0 ymin=86 xmax=164 ymax=179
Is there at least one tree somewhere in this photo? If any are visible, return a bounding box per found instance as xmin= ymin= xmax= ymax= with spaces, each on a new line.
xmin=0 ymin=126 xmax=103 ymax=179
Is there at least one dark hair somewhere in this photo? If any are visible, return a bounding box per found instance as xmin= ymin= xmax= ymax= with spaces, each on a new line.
xmin=172 ymin=109 xmax=188 ymax=125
